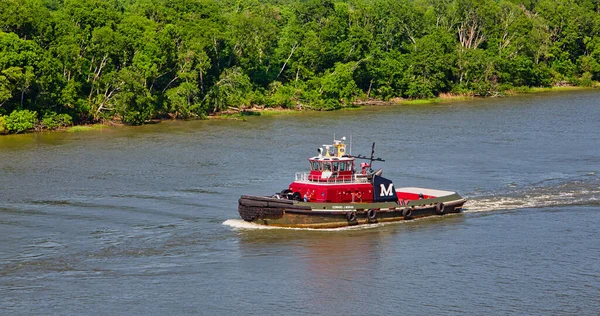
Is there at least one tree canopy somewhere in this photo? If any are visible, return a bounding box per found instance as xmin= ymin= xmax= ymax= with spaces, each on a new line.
xmin=0 ymin=0 xmax=599 ymax=131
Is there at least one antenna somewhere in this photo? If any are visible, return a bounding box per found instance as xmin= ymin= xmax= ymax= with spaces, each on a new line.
xmin=349 ymin=135 xmax=352 ymax=155
xmin=369 ymin=142 xmax=376 ymax=172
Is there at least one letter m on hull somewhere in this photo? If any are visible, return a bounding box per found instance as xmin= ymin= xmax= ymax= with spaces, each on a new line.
xmin=373 ymin=175 xmax=399 ymax=202
xmin=380 ymin=183 xmax=394 ymax=196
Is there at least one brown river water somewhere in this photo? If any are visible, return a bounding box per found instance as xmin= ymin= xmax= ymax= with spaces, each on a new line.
xmin=1 ymin=90 xmax=599 ymax=315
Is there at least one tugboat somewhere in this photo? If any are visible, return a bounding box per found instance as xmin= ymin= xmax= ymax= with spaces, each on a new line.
xmin=238 ymin=137 xmax=467 ymax=229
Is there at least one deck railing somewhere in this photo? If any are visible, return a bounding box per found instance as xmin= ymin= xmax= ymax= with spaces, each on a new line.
xmin=294 ymin=172 xmax=370 ymax=184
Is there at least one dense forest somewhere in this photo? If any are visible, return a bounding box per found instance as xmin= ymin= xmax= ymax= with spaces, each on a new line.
xmin=1 ymin=0 xmax=599 ymax=132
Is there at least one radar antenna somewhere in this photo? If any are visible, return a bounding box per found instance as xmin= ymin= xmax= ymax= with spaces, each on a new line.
xmin=349 ymin=142 xmax=385 ymax=172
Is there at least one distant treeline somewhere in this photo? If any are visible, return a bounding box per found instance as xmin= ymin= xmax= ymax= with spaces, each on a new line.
xmin=1 ymin=0 xmax=599 ymax=132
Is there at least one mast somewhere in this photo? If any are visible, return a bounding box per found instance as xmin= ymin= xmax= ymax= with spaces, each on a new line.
xmin=369 ymin=142 xmax=376 ymax=172
xmin=349 ymin=135 xmax=352 ymax=156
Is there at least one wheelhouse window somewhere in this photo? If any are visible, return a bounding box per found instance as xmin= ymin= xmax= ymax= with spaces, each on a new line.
xmin=339 ymin=162 xmax=347 ymax=171
xmin=310 ymin=161 xmax=320 ymax=171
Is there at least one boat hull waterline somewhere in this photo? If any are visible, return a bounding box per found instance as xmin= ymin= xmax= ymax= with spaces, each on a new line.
xmin=238 ymin=192 xmax=467 ymax=229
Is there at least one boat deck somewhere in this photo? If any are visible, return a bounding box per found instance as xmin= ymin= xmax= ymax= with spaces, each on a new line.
xmin=396 ymin=187 xmax=457 ymax=197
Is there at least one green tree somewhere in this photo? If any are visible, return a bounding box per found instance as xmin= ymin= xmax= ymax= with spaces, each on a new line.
xmin=318 ymin=61 xmax=361 ymax=106
xmin=226 ymin=0 xmax=282 ymax=86
xmin=165 ymin=82 xmax=202 ymax=118
xmin=114 ymin=68 xmax=155 ymax=125
xmin=404 ymin=30 xmax=456 ymax=98
xmin=204 ymin=67 xmax=252 ymax=113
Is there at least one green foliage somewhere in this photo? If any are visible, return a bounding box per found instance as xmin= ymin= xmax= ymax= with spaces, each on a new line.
xmin=0 ymin=0 xmax=598 ymax=131
xmin=5 ymin=109 xmax=37 ymax=133
xmin=204 ymin=67 xmax=252 ymax=113
xmin=114 ymin=68 xmax=155 ymax=125
xmin=319 ymin=62 xmax=361 ymax=105
xmin=575 ymin=72 xmax=594 ymax=87
xmin=0 ymin=75 xmax=12 ymax=107
xmin=404 ymin=30 xmax=456 ymax=98
xmin=41 ymin=112 xmax=73 ymax=130
xmin=266 ymin=81 xmax=299 ymax=108
xmin=165 ymin=82 xmax=202 ymax=119
xmin=0 ymin=115 xmax=6 ymax=134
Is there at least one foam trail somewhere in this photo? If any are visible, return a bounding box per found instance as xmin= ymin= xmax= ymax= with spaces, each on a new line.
xmin=222 ymin=218 xmax=413 ymax=232
xmin=223 ymin=219 xmax=278 ymax=230
xmin=465 ymin=176 xmax=600 ymax=213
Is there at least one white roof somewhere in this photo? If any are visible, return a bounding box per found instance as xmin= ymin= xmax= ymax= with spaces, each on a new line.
xmin=309 ymin=156 xmax=354 ymax=161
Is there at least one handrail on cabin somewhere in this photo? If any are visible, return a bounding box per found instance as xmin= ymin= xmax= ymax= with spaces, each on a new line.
xmin=294 ymin=172 xmax=370 ymax=184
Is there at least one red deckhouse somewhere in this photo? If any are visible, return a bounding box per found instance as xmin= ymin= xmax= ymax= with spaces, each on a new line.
xmin=289 ymin=137 xmax=382 ymax=203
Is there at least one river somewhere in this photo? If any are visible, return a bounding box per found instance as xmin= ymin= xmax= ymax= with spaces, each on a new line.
xmin=1 ymin=90 xmax=599 ymax=315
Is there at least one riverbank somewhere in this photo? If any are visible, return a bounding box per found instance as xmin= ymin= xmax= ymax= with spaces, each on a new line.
xmin=208 ymin=85 xmax=598 ymax=120
xmin=1 ymin=85 xmax=597 ymax=133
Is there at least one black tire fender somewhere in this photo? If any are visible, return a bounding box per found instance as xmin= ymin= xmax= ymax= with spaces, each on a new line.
xmin=436 ymin=202 xmax=445 ymax=214
xmin=346 ymin=211 xmax=357 ymax=222
xmin=367 ymin=209 xmax=377 ymax=221
xmin=291 ymin=191 xmax=302 ymax=201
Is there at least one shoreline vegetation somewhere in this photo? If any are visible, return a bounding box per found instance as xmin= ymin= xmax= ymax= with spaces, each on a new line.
xmin=209 ymin=85 xmax=597 ymax=120
xmin=2 ymin=84 xmax=599 ymax=133
xmin=57 ymin=85 xmax=599 ymax=129
xmin=1 ymin=0 xmax=600 ymax=134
